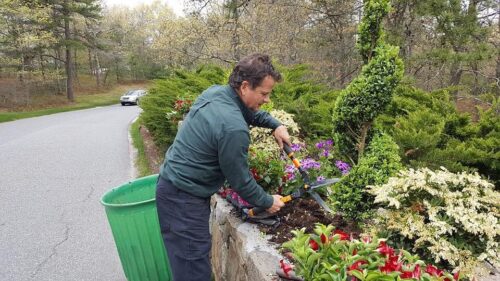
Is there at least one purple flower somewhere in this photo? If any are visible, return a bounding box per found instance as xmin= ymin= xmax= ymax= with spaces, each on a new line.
xmin=315 ymin=139 xmax=333 ymax=150
xmin=315 ymin=142 xmax=325 ymax=149
xmin=291 ymin=143 xmax=303 ymax=152
xmin=321 ymin=149 xmax=330 ymax=157
xmin=301 ymin=158 xmax=321 ymax=170
xmin=316 ymin=175 xmax=325 ymax=182
xmin=335 ymin=160 xmax=351 ymax=175
xmin=285 ymin=165 xmax=295 ymax=174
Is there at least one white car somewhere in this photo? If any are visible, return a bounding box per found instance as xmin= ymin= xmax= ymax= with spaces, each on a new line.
xmin=120 ymin=90 xmax=146 ymax=106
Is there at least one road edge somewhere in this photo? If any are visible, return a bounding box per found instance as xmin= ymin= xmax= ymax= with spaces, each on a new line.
xmin=128 ymin=116 xmax=139 ymax=179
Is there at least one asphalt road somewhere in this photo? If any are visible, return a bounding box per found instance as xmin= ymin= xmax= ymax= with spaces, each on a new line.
xmin=0 ymin=105 xmax=141 ymax=281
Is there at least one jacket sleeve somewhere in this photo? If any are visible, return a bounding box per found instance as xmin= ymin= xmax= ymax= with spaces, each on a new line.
xmin=251 ymin=110 xmax=282 ymax=130
xmin=217 ymin=128 xmax=274 ymax=208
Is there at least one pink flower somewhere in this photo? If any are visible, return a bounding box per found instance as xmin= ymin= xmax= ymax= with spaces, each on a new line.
xmin=361 ymin=235 xmax=372 ymax=243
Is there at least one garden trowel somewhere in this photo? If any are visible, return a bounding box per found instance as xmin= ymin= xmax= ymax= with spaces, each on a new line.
xmin=243 ymin=143 xmax=340 ymax=219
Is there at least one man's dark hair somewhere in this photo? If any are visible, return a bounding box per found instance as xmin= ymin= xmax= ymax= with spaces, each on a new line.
xmin=229 ymin=53 xmax=282 ymax=90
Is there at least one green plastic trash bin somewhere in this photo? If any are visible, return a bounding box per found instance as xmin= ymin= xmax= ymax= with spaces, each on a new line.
xmin=101 ymin=174 xmax=172 ymax=281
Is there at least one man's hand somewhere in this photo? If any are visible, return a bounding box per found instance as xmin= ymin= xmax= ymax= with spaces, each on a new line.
xmin=273 ymin=125 xmax=291 ymax=149
xmin=267 ymin=194 xmax=285 ymax=213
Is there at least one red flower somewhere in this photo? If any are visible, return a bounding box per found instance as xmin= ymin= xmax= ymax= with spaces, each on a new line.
xmin=377 ymin=241 xmax=395 ymax=257
xmin=279 ymin=259 xmax=293 ymax=278
xmin=309 ymin=239 xmax=319 ymax=251
xmin=333 ymin=229 xmax=350 ymax=241
xmin=349 ymin=260 xmax=367 ymax=272
xmin=444 ymin=271 xmax=461 ymax=281
xmin=320 ymin=233 xmax=328 ymax=244
xmin=380 ymin=255 xmax=402 ymax=273
xmin=400 ymin=264 xmax=421 ymax=279
xmin=250 ymin=168 xmax=261 ymax=180
xmin=425 ymin=264 xmax=443 ymax=277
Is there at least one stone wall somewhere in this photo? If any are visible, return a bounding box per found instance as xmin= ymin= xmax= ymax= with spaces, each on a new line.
xmin=210 ymin=196 xmax=283 ymax=281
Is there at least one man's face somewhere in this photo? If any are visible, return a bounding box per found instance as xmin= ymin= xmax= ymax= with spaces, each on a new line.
xmin=240 ymin=75 xmax=275 ymax=111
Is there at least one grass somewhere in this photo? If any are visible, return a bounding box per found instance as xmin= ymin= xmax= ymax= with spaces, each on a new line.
xmin=130 ymin=117 xmax=153 ymax=177
xmin=0 ymin=80 xmax=150 ymax=123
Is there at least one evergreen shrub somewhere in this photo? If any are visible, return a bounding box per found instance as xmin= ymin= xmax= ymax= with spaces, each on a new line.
xmin=139 ymin=65 xmax=227 ymax=153
xmin=332 ymin=133 xmax=402 ymax=220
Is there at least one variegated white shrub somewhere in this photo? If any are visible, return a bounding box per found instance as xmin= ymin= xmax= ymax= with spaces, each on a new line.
xmin=250 ymin=109 xmax=302 ymax=155
xmin=368 ymin=167 xmax=499 ymax=279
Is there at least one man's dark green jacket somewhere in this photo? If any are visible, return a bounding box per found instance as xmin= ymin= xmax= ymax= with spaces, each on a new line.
xmin=160 ymin=85 xmax=281 ymax=208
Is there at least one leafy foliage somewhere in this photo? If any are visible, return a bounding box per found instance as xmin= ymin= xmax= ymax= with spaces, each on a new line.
xmin=139 ymin=65 xmax=227 ymax=153
xmin=250 ymin=109 xmax=302 ymax=156
xmin=271 ymin=64 xmax=340 ymax=139
xmin=377 ymin=85 xmax=500 ymax=187
xmin=368 ymin=168 xmax=500 ymax=278
xmin=332 ymin=0 xmax=404 ymax=163
xmin=282 ymin=223 xmax=462 ymax=281
xmin=332 ymin=133 xmax=402 ymax=220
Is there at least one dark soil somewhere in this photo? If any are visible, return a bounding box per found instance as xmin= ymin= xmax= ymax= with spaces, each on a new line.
xmin=258 ymin=197 xmax=360 ymax=245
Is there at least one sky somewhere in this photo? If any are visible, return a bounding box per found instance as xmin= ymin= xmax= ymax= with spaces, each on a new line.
xmin=102 ymin=0 xmax=185 ymax=16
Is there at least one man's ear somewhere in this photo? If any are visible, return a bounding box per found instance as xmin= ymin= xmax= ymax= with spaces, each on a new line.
xmin=241 ymin=80 xmax=249 ymax=90
xmin=240 ymin=81 xmax=250 ymax=95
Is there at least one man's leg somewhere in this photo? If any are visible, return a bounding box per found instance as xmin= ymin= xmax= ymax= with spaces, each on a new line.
xmin=156 ymin=176 xmax=212 ymax=281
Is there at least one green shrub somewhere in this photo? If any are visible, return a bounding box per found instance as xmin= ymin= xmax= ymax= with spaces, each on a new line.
xmin=391 ymin=109 xmax=445 ymax=161
xmin=376 ymin=86 xmax=499 ymax=187
xmin=332 ymin=133 xmax=402 ymax=220
xmin=332 ymin=0 xmax=404 ymax=163
xmin=139 ymin=65 xmax=227 ymax=153
xmin=272 ymin=64 xmax=340 ymax=139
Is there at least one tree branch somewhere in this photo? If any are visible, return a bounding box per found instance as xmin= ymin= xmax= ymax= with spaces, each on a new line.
xmin=40 ymin=54 xmax=66 ymax=63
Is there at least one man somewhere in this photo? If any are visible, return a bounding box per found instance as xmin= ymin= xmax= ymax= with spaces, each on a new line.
xmin=156 ymin=53 xmax=289 ymax=281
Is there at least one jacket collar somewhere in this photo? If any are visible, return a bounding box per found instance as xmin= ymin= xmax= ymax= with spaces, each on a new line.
xmin=226 ymin=85 xmax=254 ymax=125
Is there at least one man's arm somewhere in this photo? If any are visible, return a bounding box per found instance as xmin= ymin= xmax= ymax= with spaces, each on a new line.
xmin=252 ymin=110 xmax=281 ymax=129
xmin=217 ymin=129 xmax=274 ymax=208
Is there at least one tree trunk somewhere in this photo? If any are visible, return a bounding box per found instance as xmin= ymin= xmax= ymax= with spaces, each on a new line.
xmin=94 ymin=51 xmax=101 ymax=87
xmin=496 ymin=4 xmax=500 ymax=83
xmin=471 ymin=62 xmax=480 ymax=96
xmin=39 ymin=53 xmax=46 ymax=80
xmin=114 ymin=56 xmax=120 ymax=82
xmin=87 ymin=48 xmax=94 ymax=75
xmin=449 ymin=60 xmax=463 ymax=99
xmin=74 ymin=48 xmax=80 ymax=87
xmin=64 ymin=0 xmax=74 ymax=102
xmin=229 ymin=0 xmax=241 ymax=61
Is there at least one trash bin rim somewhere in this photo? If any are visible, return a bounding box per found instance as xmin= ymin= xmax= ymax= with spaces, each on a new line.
xmin=100 ymin=174 xmax=159 ymax=208
xmin=100 ymin=192 xmax=156 ymax=207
